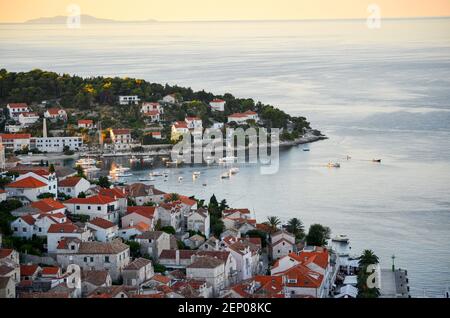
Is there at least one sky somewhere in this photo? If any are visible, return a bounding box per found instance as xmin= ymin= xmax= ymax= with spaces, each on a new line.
xmin=0 ymin=0 xmax=450 ymax=22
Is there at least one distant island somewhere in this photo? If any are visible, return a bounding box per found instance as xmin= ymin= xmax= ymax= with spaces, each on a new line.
xmin=24 ymin=14 xmax=158 ymax=24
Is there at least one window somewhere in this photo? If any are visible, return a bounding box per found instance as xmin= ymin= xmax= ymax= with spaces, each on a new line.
xmin=88 ymin=206 xmax=91 ymax=210
xmin=23 ymin=228 xmax=27 ymax=232
xmin=97 ymin=206 xmax=101 ymax=211
xmin=90 ymin=257 xmax=94 ymax=262
xmin=76 ymin=206 xmax=80 ymax=210
xmin=14 ymin=227 xmax=18 ymax=231
xmin=84 ymin=257 xmax=87 ymax=262
xmin=105 ymin=256 xmax=110 ymax=263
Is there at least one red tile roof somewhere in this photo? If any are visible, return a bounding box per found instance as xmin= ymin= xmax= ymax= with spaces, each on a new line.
xmin=30 ymin=198 xmax=66 ymax=213
xmin=112 ymin=129 xmax=130 ymax=135
xmin=47 ymin=108 xmax=63 ymax=115
xmin=173 ymin=121 xmax=188 ymax=129
xmin=0 ymin=249 xmax=14 ymax=259
xmin=88 ymin=217 xmax=116 ymax=229
xmin=64 ymin=195 xmax=116 ymax=205
xmin=98 ymin=187 xmax=126 ymax=199
xmin=78 ymin=119 xmax=93 ymax=125
xmin=20 ymin=214 xmax=37 ymax=226
xmin=47 ymin=223 xmax=80 ymax=234
xmin=231 ymin=276 xmax=284 ymax=298
xmin=211 ymin=99 xmax=225 ymax=103
xmin=223 ymin=208 xmax=251 ymax=215
xmin=6 ymin=176 xmax=47 ymax=189
xmin=20 ymin=264 xmax=40 ymax=277
xmin=185 ymin=116 xmax=201 ymax=121
xmin=126 ymin=206 xmax=156 ymax=219
xmin=41 ymin=267 xmax=60 ymax=276
xmin=58 ymin=176 xmax=83 ymax=187
xmin=151 ymin=275 xmax=171 ymax=284
xmin=0 ymin=133 xmax=31 ymax=140
xmin=143 ymin=110 xmax=159 ymax=116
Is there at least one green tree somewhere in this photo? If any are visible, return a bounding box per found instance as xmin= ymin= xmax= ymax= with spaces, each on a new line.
xmin=37 ymin=192 xmax=55 ymax=199
xmin=359 ymin=249 xmax=380 ymax=268
xmin=161 ymin=226 xmax=176 ymax=235
xmin=48 ymin=164 xmax=55 ymax=173
xmin=165 ymin=193 xmax=180 ymax=202
xmin=305 ymin=224 xmax=331 ymax=246
xmin=77 ymin=192 xmax=86 ymax=198
xmin=264 ymin=216 xmax=281 ymax=234
xmin=286 ymin=218 xmax=305 ymax=241
xmin=97 ymin=176 xmax=111 ymax=188
xmin=75 ymin=165 xmax=86 ymax=178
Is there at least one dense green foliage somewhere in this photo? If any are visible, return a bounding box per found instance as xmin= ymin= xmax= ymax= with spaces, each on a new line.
xmin=357 ymin=250 xmax=381 ymax=298
xmin=208 ymin=194 xmax=227 ymax=237
xmin=0 ymin=69 xmax=313 ymax=138
xmin=305 ymin=223 xmax=331 ymax=246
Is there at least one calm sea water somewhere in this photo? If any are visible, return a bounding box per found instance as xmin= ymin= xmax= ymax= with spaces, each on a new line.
xmin=1 ymin=18 xmax=450 ymax=297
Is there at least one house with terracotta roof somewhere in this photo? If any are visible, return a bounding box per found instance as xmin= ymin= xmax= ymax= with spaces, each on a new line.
xmin=0 ymin=133 xmax=31 ymax=151
xmin=270 ymin=247 xmax=331 ymax=298
xmin=118 ymin=221 xmax=150 ymax=241
xmin=135 ymin=231 xmax=171 ymax=260
xmin=18 ymin=112 xmax=39 ymax=127
xmin=93 ymin=187 xmax=127 ymax=215
xmin=185 ymin=116 xmax=203 ymax=130
xmin=44 ymin=108 xmax=67 ymax=120
xmin=5 ymin=176 xmax=50 ymax=203
xmin=157 ymin=202 xmax=182 ymax=232
xmin=227 ymin=110 xmax=259 ymax=124
xmin=58 ymin=176 xmax=90 ymax=198
xmin=110 ymin=128 xmax=133 ymax=151
xmin=149 ymin=131 xmax=162 ymax=139
xmin=222 ymin=209 xmax=256 ymax=234
xmin=270 ymin=230 xmax=296 ymax=260
xmin=209 ymin=99 xmax=226 ymax=112
xmin=119 ymin=95 xmax=140 ymax=105
xmin=124 ymin=183 xmax=165 ymax=206
xmin=122 ymin=257 xmax=154 ymax=287
xmin=141 ymin=102 xmax=162 ymax=122
xmin=30 ymin=198 xmax=66 ymax=214
xmin=0 ymin=248 xmax=20 ymax=265
xmin=81 ymin=270 xmax=112 ymax=297
xmin=11 ymin=212 xmax=68 ymax=239
xmin=47 ymin=223 xmax=91 ymax=253
xmin=78 ymin=119 xmax=95 ymax=129
xmin=6 ymin=103 xmax=31 ymax=119
xmin=63 ymin=195 xmax=120 ymax=223
xmin=88 ymin=285 xmax=129 ymax=298
xmin=225 ymin=275 xmax=285 ymax=298
xmin=121 ymin=206 xmax=157 ymax=231
xmin=87 ymin=218 xmax=119 ymax=242
xmin=187 ymin=208 xmax=210 ymax=238
xmin=162 ymin=94 xmax=178 ymax=104
xmin=186 ymin=256 xmax=227 ymax=296
xmin=21 ymin=264 xmax=41 ymax=281
xmin=56 ymin=239 xmax=130 ymax=280
xmin=171 ymin=121 xmax=189 ymax=141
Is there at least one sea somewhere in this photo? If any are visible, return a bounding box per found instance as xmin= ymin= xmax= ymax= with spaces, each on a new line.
xmin=1 ymin=18 xmax=450 ymax=297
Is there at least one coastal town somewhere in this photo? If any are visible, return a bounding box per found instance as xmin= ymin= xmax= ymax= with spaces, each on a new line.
xmin=0 ymin=69 xmax=409 ymax=299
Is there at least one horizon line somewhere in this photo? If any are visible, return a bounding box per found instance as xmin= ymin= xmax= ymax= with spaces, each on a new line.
xmin=1 ymin=15 xmax=450 ymax=25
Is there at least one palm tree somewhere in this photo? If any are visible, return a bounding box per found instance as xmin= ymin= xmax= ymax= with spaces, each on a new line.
xmin=286 ymin=218 xmax=305 ymax=240
xmin=166 ymin=193 xmax=180 ymax=202
xmin=359 ymin=249 xmax=379 ymax=267
xmin=264 ymin=216 xmax=281 ymax=234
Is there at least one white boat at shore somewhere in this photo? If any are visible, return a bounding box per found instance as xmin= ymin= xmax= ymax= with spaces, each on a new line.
xmin=229 ymin=167 xmax=239 ymax=174
xmin=219 ymin=156 xmax=237 ymax=164
xmin=327 ymin=162 xmax=341 ymax=168
xmin=193 ymin=171 xmax=201 ymax=177
xmin=178 ymin=176 xmax=183 ymax=182
xmin=139 ymin=176 xmax=154 ymax=181
xmin=221 ymin=171 xmax=231 ymax=179
xmin=117 ymin=172 xmax=133 ymax=177
xmin=76 ymin=158 xmax=97 ymax=166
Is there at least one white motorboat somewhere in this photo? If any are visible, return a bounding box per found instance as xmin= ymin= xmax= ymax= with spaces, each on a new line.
xmin=117 ymin=172 xmax=133 ymax=177
xmin=139 ymin=177 xmax=154 ymax=181
xmin=193 ymin=171 xmax=201 ymax=177
xmin=221 ymin=172 xmax=231 ymax=179
xmin=142 ymin=156 xmax=154 ymax=163
xmin=327 ymin=162 xmax=341 ymax=168
xmin=178 ymin=176 xmax=183 ymax=182
xmin=218 ymin=156 xmax=237 ymax=164
xmin=229 ymin=167 xmax=239 ymax=174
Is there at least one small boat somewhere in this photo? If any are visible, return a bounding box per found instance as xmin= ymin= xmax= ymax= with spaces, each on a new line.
xmin=205 ymin=156 xmax=214 ymax=164
xmin=229 ymin=167 xmax=239 ymax=174
xmin=327 ymin=162 xmax=341 ymax=168
xmin=76 ymin=158 xmax=97 ymax=166
xmin=372 ymin=159 xmax=382 ymax=163
xmin=303 ymin=148 xmax=310 ymax=152
xmin=117 ymin=172 xmax=133 ymax=177
xmin=178 ymin=176 xmax=183 ymax=182
xmin=142 ymin=156 xmax=154 ymax=163
xmin=218 ymin=156 xmax=237 ymax=164
xmin=84 ymin=166 xmax=100 ymax=172
xmin=139 ymin=177 xmax=154 ymax=182
xmin=193 ymin=171 xmax=201 ymax=177
xmin=202 ymin=183 xmax=207 ymax=187
xmin=221 ymin=172 xmax=231 ymax=179
xmin=346 ymin=155 xmax=352 ymax=160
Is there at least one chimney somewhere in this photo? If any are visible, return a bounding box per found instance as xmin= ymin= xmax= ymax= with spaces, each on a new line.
xmin=130 ymin=219 xmax=134 ymax=227
xmin=175 ymin=250 xmax=180 ymax=265
xmin=43 ymin=118 xmax=47 ymax=138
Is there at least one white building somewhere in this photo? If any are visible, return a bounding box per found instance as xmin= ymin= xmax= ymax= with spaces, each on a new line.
xmin=78 ymin=120 xmax=94 ymax=129
xmin=187 ymin=208 xmax=210 ymax=238
xmin=270 ymin=230 xmax=296 ymax=260
xmin=0 ymin=143 xmax=5 ymax=170
xmin=157 ymin=202 xmax=182 ymax=232
xmin=143 ymin=110 xmax=160 ymax=122
xmin=6 ymin=103 xmax=31 ymax=119
xmin=209 ymin=99 xmax=226 ymax=112
xmin=47 ymin=223 xmax=91 ymax=253
xmin=119 ymin=96 xmax=140 ymax=105
xmin=227 ymin=111 xmax=259 ymax=124
xmin=58 ymin=177 xmax=90 ymax=198
xmin=86 ymin=218 xmax=119 ymax=242
xmin=63 ymin=195 xmax=120 ymax=223
xmin=122 ymin=258 xmax=154 ymax=287
xmin=186 ymin=256 xmax=226 ymax=297
xmin=110 ymin=129 xmax=132 ymax=151
xmin=0 ymin=133 xmax=31 ymax=151
xmin=134 ymin=231 xmax=171 ymax=260
xmin=44 ymin=108 xmax=67 ymax=120
xmin=56 ymin=239 xmax=130 ymax=281
xmin=185 ymin=117 xmax=203 ymax=130
xmin=5 ymin=176 xmax=52 ymax=203
xmin=11 ymin=213 xmax=68 ymax=239
xmin=141 ymin=102 xmax=162 ymax=114
xmin=30 ymin=136 xmax=83 ymax=153
xmin=162 ymin=94 xmax=177 ymax=104
xmin=18 ymin=112 xmax=39 ymax=127
xmin=121 ymin=206 xmax=157 ymax=231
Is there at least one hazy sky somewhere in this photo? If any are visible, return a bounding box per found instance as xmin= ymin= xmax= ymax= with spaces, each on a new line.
xmin=1 ymin=0 xmax=450 ymax=22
